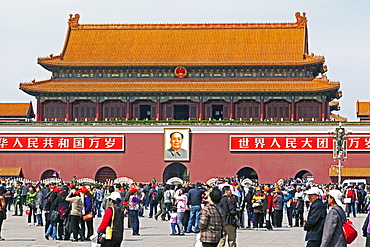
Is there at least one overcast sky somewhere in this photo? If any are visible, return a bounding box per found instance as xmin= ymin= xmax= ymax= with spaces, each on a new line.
xmin=1 ymin=0 xmax=369 ymax=121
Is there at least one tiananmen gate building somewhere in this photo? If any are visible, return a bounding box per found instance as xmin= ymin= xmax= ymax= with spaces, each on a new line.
xmin=5 ymin=13 xmax=369 ymax=184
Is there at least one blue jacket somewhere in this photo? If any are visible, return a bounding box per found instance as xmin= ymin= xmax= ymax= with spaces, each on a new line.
xmin=304 ymin=198 xmax=327 ymax=241
xmin=187 ymin=187 xmax=204 ymax=206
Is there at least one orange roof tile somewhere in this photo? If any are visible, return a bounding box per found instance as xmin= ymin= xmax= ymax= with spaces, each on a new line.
xmin=356 ymin=101 xmax=370 ymax=116
xmin=38 ymin=13 xmax=324 ymax=67
xmin=0 ymin=103 xmax=34 ymax=117
xmin=19 ymin=78 xmax=339 ymax=95
xmin=0 ymin=167 xmax=22 ymax=177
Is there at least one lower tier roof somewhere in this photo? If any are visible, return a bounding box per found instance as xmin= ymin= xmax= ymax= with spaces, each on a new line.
xmin=19 ymin=78 xmax=339 ymax=96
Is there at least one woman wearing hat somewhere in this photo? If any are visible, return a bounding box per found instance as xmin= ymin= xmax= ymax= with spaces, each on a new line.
xmin=97 ymin=192 xmax=125 ymax=247
xmin=65 ymin=189 xmax=83 ymax=242
xmin=320 ymin=190 xmax=347 ymax=247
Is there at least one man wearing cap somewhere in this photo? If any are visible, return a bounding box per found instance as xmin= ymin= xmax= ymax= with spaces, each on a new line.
xmin=320 ymin=190 xmax=347 ymax=247
xmin=304 ymin=187 xmax=327 ymax=247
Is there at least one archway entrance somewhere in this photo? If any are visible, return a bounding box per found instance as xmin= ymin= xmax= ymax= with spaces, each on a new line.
xmin=41 ymin=169 xmax=57 ymax=180
xmin=236 ymin=167 xmax=258 ymax=183
xmin=295 ymin=170 xmax=313 ymax=180
xmin=95 ymin=167 xmax=117 ymax=183
xmin=163 ymin=163 xmax=189 ymax=183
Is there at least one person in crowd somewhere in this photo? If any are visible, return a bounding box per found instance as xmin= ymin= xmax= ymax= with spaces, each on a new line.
xmin=35 ymin=186 xmax=44 ymax=226
xmin=44 ymin=189 xmax=59 ymax=240
xmin=174 ymin=187 xmax=188 ymax=235
xmin=148 ymin=184 xmax=159 ymax=218
xmin=94 ymin=185 xmax=104 ymax=218
xmin=65 ymin=189 xmax=83 ymax=242
xmin=102 ymin=186 xmax=115 ymax=211
xmin=362 ymin=204 xmax=370 ymax=246
xmin=21 ymin=183 xmax=29 ymax=206
xmin=80 ymin=186 xmax=94 ymax=241
xmin=4 ymin=188 xmax=13 ymax=212
xmin=294 ymin=185 xmax=305 ymax=227
xmin=26 ymin=185 xmax=37 ymax=226
xmin=320 ymin=189 xmax=347 ymax=247
xmin=186 ymin=182 xmax=204 ymax=233
xmin=283 ymin=189 xmax=294 ymax=228
xmin=218 ymin=185 xmax=237 ymax=247
xmin=163 ymin=184 xmax=174 ymax=221
xmin=244 ymin=187 xmax=255 ymax=228
xmin=128 ymin=187 xmax=143 ymax=236
xmin=0 ymin=187 xmax=7 ymax=241
xmin=169 ymin=207 xmax=178 ymax=235
xmin=304 ymin=187 xmax=327 ymax=247
xmin=154 ymin=184 xmax=166 ymax=221
xmin=97 ymin=192 xmax=125 ymax=247
xmin=262 ymin=188 xmax=274 ymax=231
xmin=13 ymin=182 xmax=23 ymax=216
xmin=273 ymin=190 xmax=283 ymax=227
xmin=344 ymin=184 xmax=357 ymax=218
xmin=199 ymin=187 xmax=224 ymax=247
xmin=56 ymin=186 xmax=69 ymax=240
xmin=357 ymin=185 xmax=366 ymax=214
xmin=252 ymin=187 xmax=265 ymax=231
xmin=236 ymin=185 xmax=245 ymax=228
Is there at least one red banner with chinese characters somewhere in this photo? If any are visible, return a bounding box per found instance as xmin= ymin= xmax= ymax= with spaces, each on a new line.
xmin=0 ymin=135 xmax=124 ymax=151
xmin=230 ymin=135 xmax=370 ymax=151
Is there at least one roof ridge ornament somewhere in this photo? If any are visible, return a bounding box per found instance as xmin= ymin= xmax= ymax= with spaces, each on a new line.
xmin=68 ymin=14 xmax=80 ymax=28
xmin=295 ymin=12 xmax=307 ymax=27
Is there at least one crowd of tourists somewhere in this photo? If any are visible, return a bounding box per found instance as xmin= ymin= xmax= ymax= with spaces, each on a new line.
xmin=0 ymin=177 xmax=368 ymax=246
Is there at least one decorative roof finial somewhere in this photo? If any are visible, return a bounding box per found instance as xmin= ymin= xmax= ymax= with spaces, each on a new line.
xmin=295 ymin=12 xmax=307 ymax=27
xmin=68 ymin=14 xmax=80 ymax=28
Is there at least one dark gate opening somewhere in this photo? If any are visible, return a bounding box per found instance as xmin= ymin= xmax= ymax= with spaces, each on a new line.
xmin=295 ymin=170 xmax=312 ymax=179
xmin=174 ymin=105 xmax=189 ymax=120
xmin=163 ymin=162 xmax=189 ymax=182
xmin=139 ymin=105 xmax=151 ymax=120
xmin=237 ymin=167 xmax=258 ymax=183
xmin=41 ymin=169 xmax=57 ymax=181
xmin=95 ymin=167 xmax=117 ymax=183
xmin=212 ymin=105 xmax=223 ymax=119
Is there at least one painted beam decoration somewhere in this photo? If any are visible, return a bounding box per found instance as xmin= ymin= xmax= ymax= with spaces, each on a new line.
xmin=0 ymin=135 xmax=124 ymax=151
xmin=230 ymin=134 xmax=370 ymax=151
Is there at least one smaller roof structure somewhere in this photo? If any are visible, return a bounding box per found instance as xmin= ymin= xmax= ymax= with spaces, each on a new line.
xmin=0 ymin=102 xmax=35 ymax=122
xmin=0 ymin=167 xmax=22 ymax=177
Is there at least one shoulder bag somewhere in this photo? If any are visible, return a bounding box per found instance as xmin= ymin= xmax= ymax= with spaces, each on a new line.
xmin=105 ymin=207 xmax=115 ymax=240
xmin=49 ymin=210 xmax=59 ymax=222
xmin=333 ymin=207 xmax=358 ymax=244
xmin=82 ymin=211 xmax=94 ymax=221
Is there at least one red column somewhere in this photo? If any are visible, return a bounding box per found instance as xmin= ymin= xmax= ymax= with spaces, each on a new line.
xmin=126 ymin=100 xmax=131 ymax=120
xmin=229 ymin=100 xmax=234 ymax=120
xmin=95 ymin=100 xmax=100 ymax=121
xmin=260 ymin=99 xmax=265 ymax=120
xmin=290 ymin=100 xmax=295 ymax=121
xmin=321 ymin=99 xmax=326 ymax=121
xmin=36 ymin=99 xmax=40 ymax=121
xmin=198 ymin=99 xmax=203 ymax=120
xmin=156 ymin=100 xmax=161 ymax=120
xmin=66 ymin=100 xmax=70 ymax=121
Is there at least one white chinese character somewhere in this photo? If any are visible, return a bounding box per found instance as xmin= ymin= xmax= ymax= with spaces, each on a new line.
xmin=301 ymin=138 xmax=313 ymax=148
xmin=348 ymin=138 xmax=360 ymax=149
xmin=365 ymin=138 xmax=370 ymax=148
xmin=74 ymin=138 xmax=85 ymax=148
xmin=28 ymin=138 xmax=39 ymax=148
xmin=270 ymin=138 xmax=281 ymax=148
xmin=12 ymin=138 xmax=23 ymax=148
xmin=255 ymin=138 xmax=265 ymax=148
xmin=105 ymin=138 xmax=116 ymax=148
xmin=0 ymin=138 xmax=8 ymax=148
xmin=89 ymin=138 xmax=100 ymax=148
xmin=238 ymin=138 xmax=249 ymax=148
xmin=43 ymin=138 xmax=54 ymax=148
xmin=286 ymin=138 xmax=297 ymax=148
xmin=58 ymin=138 xmax=69 ymax=148
xmin=317 ymin=138 xmax=328 ymax=149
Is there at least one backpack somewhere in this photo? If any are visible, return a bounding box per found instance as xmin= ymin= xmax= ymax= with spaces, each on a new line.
xmin=151 ymin=191 xmax=159 ymax=201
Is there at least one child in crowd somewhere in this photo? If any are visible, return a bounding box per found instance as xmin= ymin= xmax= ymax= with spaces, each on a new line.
xmin=170 ymin=208 xmax=177 ymax=235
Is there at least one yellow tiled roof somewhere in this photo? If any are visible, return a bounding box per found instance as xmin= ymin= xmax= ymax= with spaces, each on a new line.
xmin=356 ymin=101 xmax=370 ymax=116
xmin=0 ymin=167 xmax=22 ymax=177
xmin=38 ymin=13 xmax=324 ymax=66
xmin=0 ymin=103 xmax=33 ymax=117
xmin=329 ymin=168 xmax=370 ymax=177
xmin=19 ymin=78 xmax=340 ymax=94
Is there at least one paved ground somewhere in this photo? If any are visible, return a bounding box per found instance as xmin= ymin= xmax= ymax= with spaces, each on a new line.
xmin=0 ymin=209 xmax=366 ymax=247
